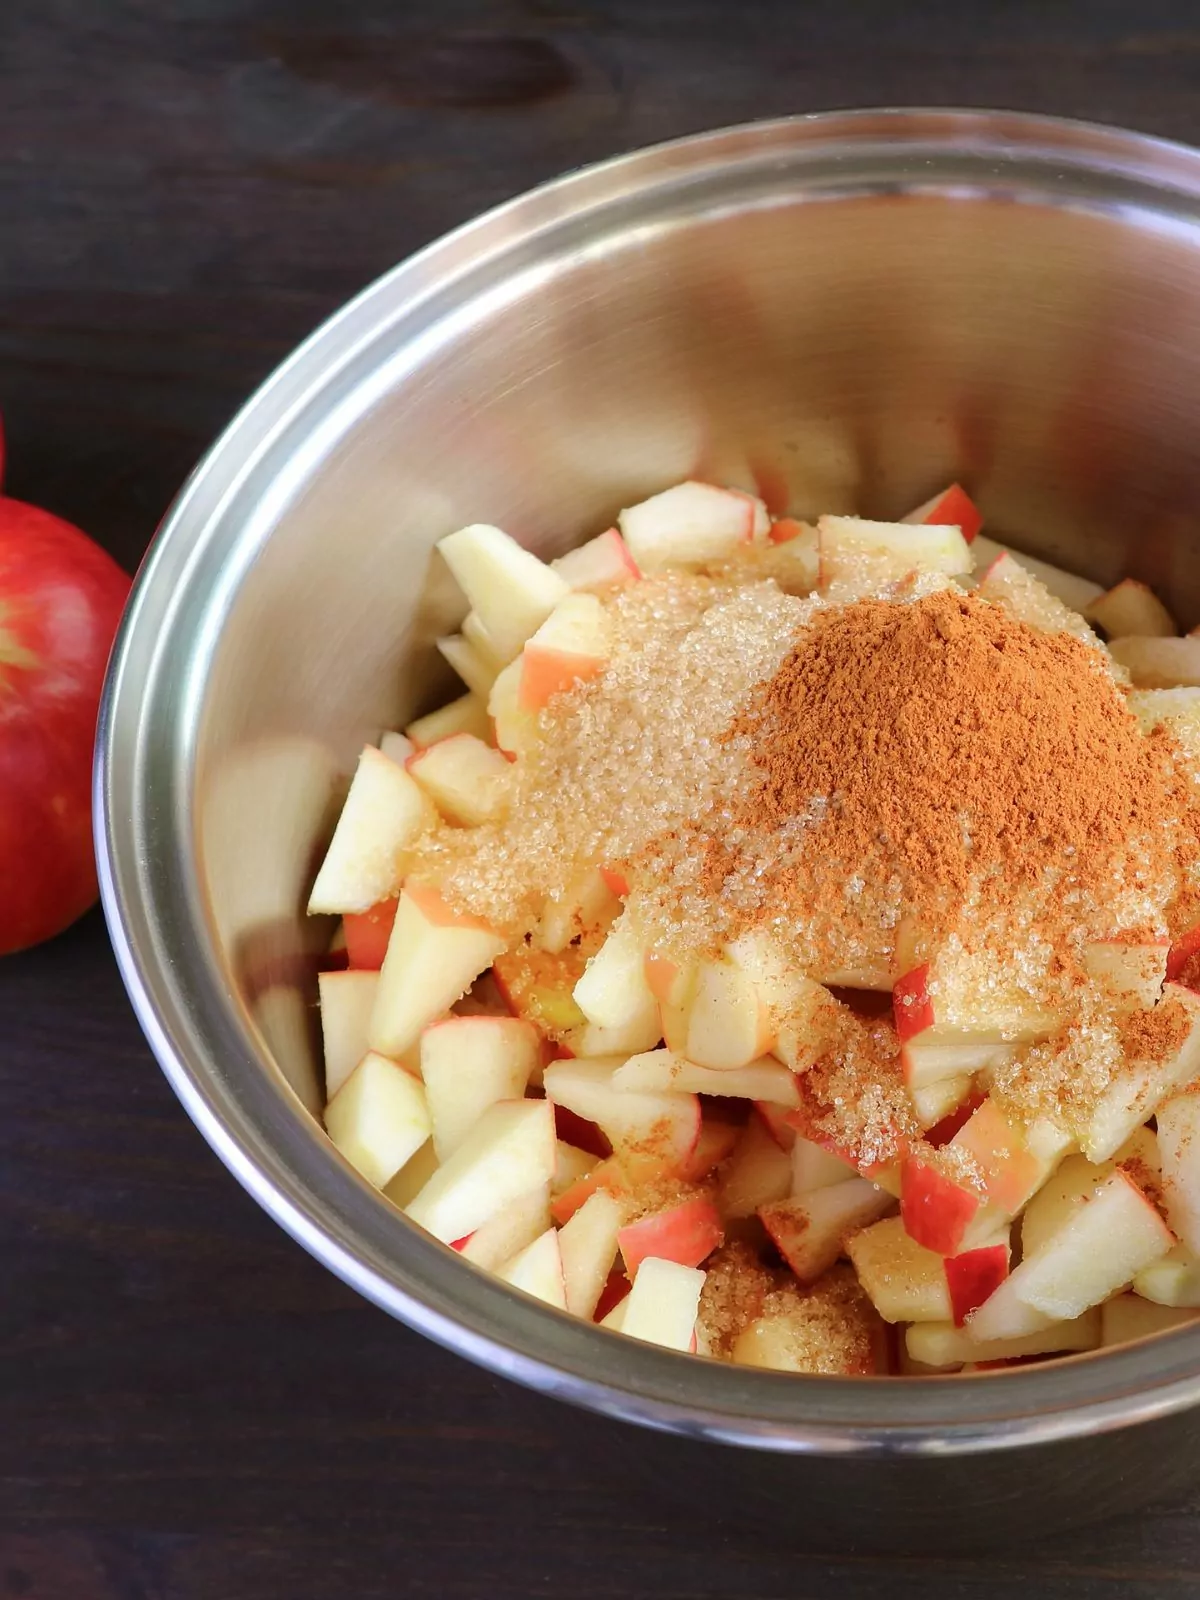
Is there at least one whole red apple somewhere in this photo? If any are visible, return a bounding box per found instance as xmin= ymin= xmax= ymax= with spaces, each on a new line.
xmin=0 ymin=497 xmax=131 ymax=954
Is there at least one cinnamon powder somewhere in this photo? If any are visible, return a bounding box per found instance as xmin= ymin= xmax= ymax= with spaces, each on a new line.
xmin=716 ymin=590 xmax=1190 ymax=953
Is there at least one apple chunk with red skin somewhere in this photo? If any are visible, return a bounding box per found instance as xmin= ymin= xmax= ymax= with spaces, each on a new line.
xmin=342 ymin=898 xmax=397 ymax=970
xmin=618 ymin=481 xmax=769 ymax=572
xmin=551 ymin=527 xmax=641 ymax=592
xmin=368 ymin=884 xmax=505 ymax=1058
xmin=618 ymin=1195 xmax=723 ymax=1279
xmin=519 ymin=592 xmax=611 ymax=710
xmin=1 ymin=497 xmax=132 ymax=953
xmin=945 ymin=1241 xmax=1010 ymax=1327
xmin=900 ymin=1155 xmax=982 ymax=1255
xmin=902 ymin=482 xmax=983 ymax=543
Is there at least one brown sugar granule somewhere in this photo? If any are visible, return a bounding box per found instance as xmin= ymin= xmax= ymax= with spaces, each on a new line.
xmin=697 ymin=1240 xmax=776 ymax=1358
xmin=1118 ymin=994 xmax=1192 ymax=1063
xmin=717 ymin=589 xmax=1189 ymax=953
xmin=731 ymin=1265 xmax=882 ymax=1376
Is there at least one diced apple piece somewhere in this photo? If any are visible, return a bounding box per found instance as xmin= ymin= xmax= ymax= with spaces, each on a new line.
xmin=497 ymin=1227 xmax=567 ymax=1309
xmin=900 ymin=1155 xmax=982 ymax=1255
xmin=542 ymin=1057 xmax=700 ymax=1171
xmin=1156 ymin=1089 xmax=1200 ymax=1255
xmin=901 ymin=1034 xmax=1014 ymax=1090
xmin=1085 ymin=578 xmax=1176 ymax=639
xmin=519 ymin=592 xmax=612 ymax=709
xmin=1129 ymin=689 xmax=1200 ymax=772
xmin=755 ymin=1100 xmax=797 ymax=1150
xmin=618 ymin=1196 xmax=723 ymax=1278
xmin=791 ymin=1135 xmax=857 ymax=1194
xmin=437 ymin=523 xmax=570 ymax=664
xmin=1108 ymin=635 xmax=1200 ymax=688
xmin=975 ymin=550 xmax=1108 ymax=653
xmin=368 ymin=885 xmax=505 ymax=1058
xmin=420 ymin=1015 xmax=539 ymax=1160
xmin=1102 ymin=1291 xmax=1200 ymax=1345
xmin=461 ymin=610 xmax=508 ymax=672
xmin=318 ymin=969 xmax=379 ymax=1099
xmin=685 ymin=956 xmax=773 ymax=1070
xmin=535 ymin=867 xmax=621 ymax=955
xmin=902 ymin=482 xmax=983 ymax=543
xmin=437 ymin=632 xmax=500 ymax=699
xmin=308 ymin=746 xmax=434 ymax=914
xmin=1133 ymin=1243 xmax=1200 ymax=1306
xmin=619 ymin=1257 xmax=706 ymax=1350
xmin=1020 ymin=1153 xmax=1108 ymax=1259
xmin=612 ymin=1048 xmax=799 ymax=1106
xmin=619 ymin=481 xmax=769 ymax=572
xmin=573 ymin=909 xmax=661 ymax=1041
xmin=457 ymin=1184 xmax=551 ymax=1270
xmin=719 ymin=1111 xmax=793 ymax=1218
xmin=551 ymin=527 xmax=641 ymax=592
xmin=1076 ymin=985 xmax=1200 ymax=1161
xmin=910 ymin=1073 xmax=974 ymax=1132
xmin=382 ymin=1137 xmax=438 ymax=1209
xmin=730 ymin=1271 xmax=881 ymax=1375
xmin=553 ymin=1140 xmax=599 ymax=1194
xmin=846 ymin=1215 xmax=953 ymax=1323
xmin=558 ymin=1190 xmax=625 ymax=1318
xmin=945 ymin=1240 xmax=1009 ymax=1327
xmin=817 ymin=515 xmax=972 ymax=585
xmin=892 ymin=964 xmax=934 ymax=1043
xmin=405 ymin=1098 xmax=556 ymax=1243
xmin=406 ymin=692 xmax=492 ymax=749
xmin=1168 ymin=924 xmax=1200 ymax=986
xmin=910 ymin=1310 xmax=1101 ymax=1367
xmin=342 ymin=899 xmax=397 ymax=971
xmin=970 ymin=536 xmax=1103 ymax=613
xmin=989 ymin=1169 xmax=1174 ymax=1328
xmin=950 ymin=1098 xmax=1072 ymax=1216
xmin=325 ymin=1051 xmax=431 ymax=1188
xmin=379 ymin=730 xmax=415 ymax=767
xmin=760 ymin=1180 xmax=894 ymax=1283
xmin=680 ymin=1116 xmax=741 ymax=1182
xmin=597 ymin=1291 xmax=629 ymax=1331
xmin=485 ymin=659 xmax=535 ymax=757
xmin=567 ymin=1015 xmax=663 ymax=1057
xmin=771 ymin=979 xmax=843 ymax=1072
xmin=1084 ymin=940 xmax=1168 ymax=1009
xmin=406 ymin=733 xmax=512 ymax=826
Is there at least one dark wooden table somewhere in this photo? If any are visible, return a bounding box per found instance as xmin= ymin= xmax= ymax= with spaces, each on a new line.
xmin=6 ymin=4 xmax=1200 ymax=1595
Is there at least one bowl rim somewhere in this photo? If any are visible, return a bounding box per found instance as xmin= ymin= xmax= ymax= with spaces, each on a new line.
xmin=97 ymin=106 xmax=1200 ymax=1456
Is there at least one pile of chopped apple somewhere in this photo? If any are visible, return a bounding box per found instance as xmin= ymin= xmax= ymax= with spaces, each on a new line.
xmin=308 ymin=476 xmax=1200 ymax=1373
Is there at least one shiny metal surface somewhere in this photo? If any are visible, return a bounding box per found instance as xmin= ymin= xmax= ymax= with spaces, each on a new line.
xmin=96 ymin=110 xmax=1200 ymax=1531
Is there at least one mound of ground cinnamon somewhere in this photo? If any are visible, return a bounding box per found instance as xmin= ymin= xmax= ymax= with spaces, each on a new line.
xmin=715 ymin=589 xmax=1191 ymax=958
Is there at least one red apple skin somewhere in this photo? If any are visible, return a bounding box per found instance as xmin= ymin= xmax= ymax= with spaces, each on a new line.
xmin=900 ymin=1156 xmax=980 ymax=1254
xmin=343 ymin=898 xmax=398 ymax=969
xmin=893 ymin=964 xmax=935 ymax=1041
xmin=1167 ymin=923 xmax=1200 ymax=985
xmin=945 ymin=1243 xmax=1008 ymax=1326
xmin=0 ymin=497 xmax=131 ymax=954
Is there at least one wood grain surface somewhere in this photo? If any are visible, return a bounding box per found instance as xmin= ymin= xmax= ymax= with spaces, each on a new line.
xmin=5 ymin=3 xmax=1200 ymax=1595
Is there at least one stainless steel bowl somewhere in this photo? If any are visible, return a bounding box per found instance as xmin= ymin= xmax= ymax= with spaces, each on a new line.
xmin=96 ymin=109 xmax=1200 ymax=1547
